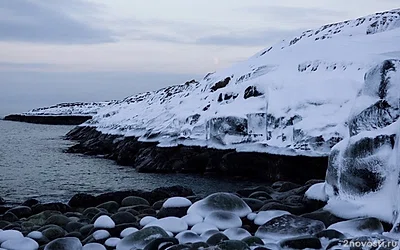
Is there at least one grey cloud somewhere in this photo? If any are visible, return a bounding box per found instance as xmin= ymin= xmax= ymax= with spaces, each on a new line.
xmin=195 ymin=29 xmax=301 ymax=46
xmin=0 ymin=0 xmax=115 ymax=44
xmin=0 ymin=62 xmax=54 ymax=71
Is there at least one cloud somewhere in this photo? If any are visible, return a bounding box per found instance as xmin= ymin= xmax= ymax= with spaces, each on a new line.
xmin=0 ymin=62 xmax=54 ymax=71
xmin=0 ymin=0 xmax=115 ymax=44
xmin=195 ymin=29 xmax=301 ymax=46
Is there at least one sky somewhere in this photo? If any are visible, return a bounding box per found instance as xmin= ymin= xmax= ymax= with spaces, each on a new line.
xmin=0 ymin=0 xmax=399 ymax=116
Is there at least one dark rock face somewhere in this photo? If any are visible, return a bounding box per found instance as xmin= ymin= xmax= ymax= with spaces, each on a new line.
xmin=66 ymin=126 xmax=328 ymax=183
xmin=244 ymin=86 xmax=264 ymax=99
xmin=210 ymin=77 xmax=231 ymax=92
xmin=3 ymin=115 xmax=92 ymax=125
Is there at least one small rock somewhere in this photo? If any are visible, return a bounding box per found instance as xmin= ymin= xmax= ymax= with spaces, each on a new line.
xmin=94 ymin=215 xmax=115 ymax=229
xmin=82 ymin=242 xmax=106 ymax=250
xmin=145 ymin=217 xmax=188 ymax=234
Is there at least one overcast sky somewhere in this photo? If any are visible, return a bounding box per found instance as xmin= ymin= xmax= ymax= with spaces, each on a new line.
xmin=0 ymin=0 xmax=399 ymax=116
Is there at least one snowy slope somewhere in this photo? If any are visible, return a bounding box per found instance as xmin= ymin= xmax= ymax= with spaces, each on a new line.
xmin=83 ymin=9 xmax=400 ymax=156
xmin=21 ymin=102 xmax=114 ymax=116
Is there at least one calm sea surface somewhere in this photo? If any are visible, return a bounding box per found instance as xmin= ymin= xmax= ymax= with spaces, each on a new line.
xmin=0 ymin=120 xmax=264 ymax=204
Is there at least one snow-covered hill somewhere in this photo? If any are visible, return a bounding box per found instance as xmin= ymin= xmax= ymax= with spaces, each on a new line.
xmin=22 ymin=102 xmax=113 ymax=116
xmin=82 ymin=9 xmax=400 ymax=156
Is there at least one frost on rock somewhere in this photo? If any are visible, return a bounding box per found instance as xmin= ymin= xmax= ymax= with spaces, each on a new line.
xmin=255 ymin=214 xmax=325 ymax=240
xmin=206 ymin=116 xmax=248 ymax=145
xmin=324 ymin=59 xmax=400 ymax=224
xmin=116 ymin=226 xmax=169 ymax=250
xmin=187 ymin=193 xmax=252 ymax=218
xmin=204 ymin=211 xmax=242 ymax=230
xmin=327 ymin=218 xmax=384 ymax=237
xmin=144 ymin=217 xmax=188 ymax=234
xmin=1 ymin=237 xmax=39 ymax=250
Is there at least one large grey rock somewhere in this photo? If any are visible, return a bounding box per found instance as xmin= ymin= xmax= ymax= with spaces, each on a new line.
xmin=325 ymin=59 xmax=400 ymax=224
xmin=44 ymin=237 xmax=82 ymax=250
xmin=255 ymin=214 xmax=325 ymax=240
xmin=116 ymin=226 xmax=169 ymax=250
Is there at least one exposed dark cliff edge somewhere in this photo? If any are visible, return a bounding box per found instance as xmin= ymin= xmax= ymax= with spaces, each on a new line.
xmin=66 ymin=126 xmax=328 ymax=183
xmin=4 ymin=114 xmax=92 ymax=125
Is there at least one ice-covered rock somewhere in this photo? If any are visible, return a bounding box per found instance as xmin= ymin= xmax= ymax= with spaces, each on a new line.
xmin=26 ymin=231 xmax=43 ymax=240
xmin=182 ymin=213 xmax=203 ymax=226
xmin=120 ymin=227 xmax=139 ymax=238
xmin=139 ymin=216 xmax=157 ymax=227
xmin=92 ymin=230 xmax=110 ymax=240
xmin=105 ymin=237 xmax=120 ymax=247
xmin=175 ymin=231 xmax=203 ymax=244
xmin=328 ymin=218 xmax=384 ymax=237
xmin=204 ymin=211 xmax=242 ymax=230
xmin=191 ymin=222 xmax=219 ymax=234
xmin=305 ymin=183 xmax=328 ymax=201
xmin=188 ymin=193 xmax=251 ymax=218
xmin=116 ymin=226 xmax=169 ymax=250
xmin=223 ymin=228 xmax=251 ymax=240
xmin=94 ymin=215 xmax=115 ymax=228
xmin=255 ymin=214 xmax=325 ymax=240
xmin=1 ymin=237 xmax=39 ymax=250
xmin=163 ymin=197 xmax=192 ymax=208
xmin=324 ymin=59 xmax=400 ymax=224
xmin=44 ymin=237 xmax=82 ymax=250
xmin=144 ymin=217 xmax=188 ymax=234
xmin=0 ymin=230 xmax=23 ymax=244
xmin=253 ymin=210 xmax=290 ymax=226
xmin=82 ymin=243 xmax=107 ymax=250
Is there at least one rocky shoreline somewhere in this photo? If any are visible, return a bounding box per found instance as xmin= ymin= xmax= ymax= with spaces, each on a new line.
xmin=65 ymin=126 xmax=328 ymax=183
xmin=0 ymin=182 xmax=396 ymax=250
xmin=3 ymin=115 xmax=92 ymax=125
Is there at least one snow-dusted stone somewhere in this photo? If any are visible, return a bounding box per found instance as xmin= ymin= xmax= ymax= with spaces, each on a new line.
xmin=44 ymin=237 xmax=82 ymax=250
xmin=188 ymin=193 xmax=251 ymax=218
xmin=163 ymin=197 xmax=192 ymax=208
xmin=223 ymin=228 xmax=251 ymax=240
xmin=94 ymin=215 xmax=115 ymax=229
xmin=246 ymin=213 xmax=257 ymax=221
xmin=255 ymin=214 xmax=325 ymax=240
xmin=182 ymin=213 xmax=203 ymax=226
xmin=120 ymin=227 xmax=139 ymax=238
xmin=26 ymin=231 xmax=43 ymax=240
xmin=305 ymin=183 xmax=328 ymax=201
xmin=139 ymin=216 xmax=157 ymax=227
xmin=92 ymin=230 xmax=110 ymax=240
xmin=0 ymin=230 xmax=23 ymax=244
xmin=204 ymin=211 xmax=242 ymax=230
xmin=191 ymin=222 xmax=219 ymax=234
xmin=145 ymin=217 xmax=188 ymax=233
xmin=1 ymin=237 xmax=39 ymax=250
xmin=116 ymin=226 xmax=169 ymax=250
xmin=200 ymin=229 xmax=220 ymax=240
xmin=82 ymin=243 xmax=107 ymax=250
xmin=254 ymin=210 xmax=290 ymax=226
xmin=175 ymin=231 xmax=203 ymax=244
xmin=328 ymin=218 xmax=384 ymax=237
xmin=105 ymin=237 xmax=120 ymax=247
